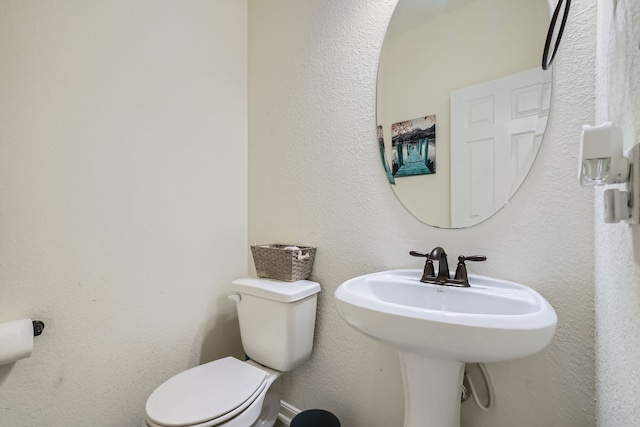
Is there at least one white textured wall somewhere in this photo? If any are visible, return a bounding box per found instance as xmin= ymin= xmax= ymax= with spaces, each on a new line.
xmin=249 ymin=1 xmax=596 ymax=426
xmin=595 ymin=1 xmax=640 ymax=426
xmin=0 ymin=1 xmax=247 ymax=426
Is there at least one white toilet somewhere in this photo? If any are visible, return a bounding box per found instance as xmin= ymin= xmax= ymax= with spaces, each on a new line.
xmin=143 ymin=277 xmax=320 ymax=427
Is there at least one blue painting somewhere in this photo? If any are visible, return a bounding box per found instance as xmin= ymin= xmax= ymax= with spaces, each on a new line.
xmin=391 ymin=115 xmax=436 ymax=177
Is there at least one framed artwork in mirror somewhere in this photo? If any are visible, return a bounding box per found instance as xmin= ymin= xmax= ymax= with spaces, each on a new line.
xmin=390 ymin=115 xmax=436 ymax=178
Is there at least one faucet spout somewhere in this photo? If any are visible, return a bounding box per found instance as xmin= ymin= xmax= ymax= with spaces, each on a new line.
xmin=429 ymin=247 xmax=450 ymax=282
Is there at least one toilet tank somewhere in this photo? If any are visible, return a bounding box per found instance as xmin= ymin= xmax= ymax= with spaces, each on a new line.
xmin=231 ymin=278 xmax=320 ymax=372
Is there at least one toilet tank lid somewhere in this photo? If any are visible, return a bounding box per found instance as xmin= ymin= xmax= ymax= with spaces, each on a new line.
xmin=232 ymin=278 xmax=320 ymax=302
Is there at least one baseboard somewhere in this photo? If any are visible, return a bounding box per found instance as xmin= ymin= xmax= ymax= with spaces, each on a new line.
xmin=277 ymin=400 xmax=301 ymax=426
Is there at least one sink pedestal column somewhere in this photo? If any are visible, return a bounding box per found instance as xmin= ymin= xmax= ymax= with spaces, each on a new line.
xmin=399 ymin=351 xmax=465 ymax=427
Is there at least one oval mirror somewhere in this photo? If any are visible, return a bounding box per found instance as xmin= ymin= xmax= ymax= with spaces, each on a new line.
xmin=377 ymin=0 xmax=552 ymax=228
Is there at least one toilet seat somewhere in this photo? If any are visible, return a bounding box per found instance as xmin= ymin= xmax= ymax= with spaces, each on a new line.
xmin=145 ymin=357 xmax=269 ymax=427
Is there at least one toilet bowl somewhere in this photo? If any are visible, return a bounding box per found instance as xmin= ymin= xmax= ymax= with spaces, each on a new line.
xmin=143 ymin=278 xmax=320 ymax=427
xmin=144 ymin=358 xmax=281 ymax=427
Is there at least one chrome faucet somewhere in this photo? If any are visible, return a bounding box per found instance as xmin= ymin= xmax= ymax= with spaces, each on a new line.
xmin=410 ymin=247 xmax=486 ymax=287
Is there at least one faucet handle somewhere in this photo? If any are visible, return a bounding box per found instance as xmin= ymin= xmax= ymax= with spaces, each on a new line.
xmin=409 ymin=251 xmax=429 ymax=258
xmin=410 ymin=251 xmax=436 ymax=281
xmin=454 ymin=255 xmax=487 ymax=285
xmin=460 ymin=255 xmax=486 ymax=262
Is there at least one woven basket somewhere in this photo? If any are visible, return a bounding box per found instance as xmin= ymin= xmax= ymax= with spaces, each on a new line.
xmin=251 ymin=244 xmax=316 ymax=282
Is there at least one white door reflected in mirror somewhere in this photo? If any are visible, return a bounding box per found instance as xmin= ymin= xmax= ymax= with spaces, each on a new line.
xmin=450 ymin=68 xmax=551 ymax=227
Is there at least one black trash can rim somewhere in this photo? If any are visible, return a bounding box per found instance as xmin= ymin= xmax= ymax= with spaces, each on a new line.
xmin=291 ymin=409 xmax=340 ymax=427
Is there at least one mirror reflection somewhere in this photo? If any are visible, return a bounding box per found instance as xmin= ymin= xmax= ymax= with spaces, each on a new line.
xmin=377 ymin=0 xmax=551 ymax=228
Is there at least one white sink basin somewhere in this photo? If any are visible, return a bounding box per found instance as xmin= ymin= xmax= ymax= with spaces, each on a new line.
xmin=335 ymin=269 xmax=557 ymax=363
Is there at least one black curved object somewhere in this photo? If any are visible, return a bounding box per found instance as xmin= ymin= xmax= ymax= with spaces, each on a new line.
xmin=542 ymin=0 xmax=571 ymax=70
xmin=32 ymin=320 xmax=45 ymax=337
xmin=291 ymin=409 xmax=340 ymax=427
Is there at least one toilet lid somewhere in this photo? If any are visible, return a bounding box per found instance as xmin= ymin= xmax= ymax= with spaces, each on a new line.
xmin=145 ymin=357 xmax=268 ymax=427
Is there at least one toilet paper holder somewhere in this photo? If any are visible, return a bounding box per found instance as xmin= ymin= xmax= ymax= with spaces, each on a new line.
xmin=32 ymin=320 xmax=45 ymax=337
xmin=0 ymin=318 xmax=46 ymax=366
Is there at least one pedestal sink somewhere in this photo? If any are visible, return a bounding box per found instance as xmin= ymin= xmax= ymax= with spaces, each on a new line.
xmin=334 ymin=269 xmax=557 ymax=427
